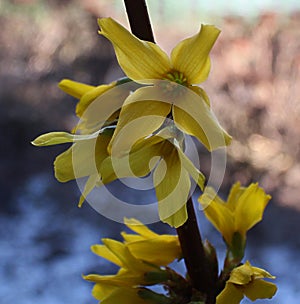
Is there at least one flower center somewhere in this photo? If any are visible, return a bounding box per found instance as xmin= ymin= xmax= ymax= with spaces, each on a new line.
xmin=164 ymin=70 xmax=188 ymax=86
xmin=159 ymin=70 xmax=188 ymax=98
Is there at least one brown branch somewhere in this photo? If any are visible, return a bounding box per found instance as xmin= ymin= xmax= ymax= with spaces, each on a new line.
xmin=176 ymin=198 xmax=215 ymax=303
xmin=124 ymin=0 xmax=155 ymax=42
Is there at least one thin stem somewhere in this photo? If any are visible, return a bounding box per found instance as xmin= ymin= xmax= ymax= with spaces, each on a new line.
xmin=176 ymin=198 xmax=215 ymax=303
xmin=124 ymin=0 xmax=155 ymax=42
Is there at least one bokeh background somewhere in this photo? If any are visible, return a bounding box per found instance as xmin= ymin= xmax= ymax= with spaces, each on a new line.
xmin=1 ymin=0 xmax=300 ymax=303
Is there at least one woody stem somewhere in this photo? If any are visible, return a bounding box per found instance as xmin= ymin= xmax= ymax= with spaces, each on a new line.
xmin=124 ymin=0 xmax=155 ymax=42
xmin=176 ymin=198 xmax=216 ymax=302
xmin=123 ymin=0 xmax=216 ymax=302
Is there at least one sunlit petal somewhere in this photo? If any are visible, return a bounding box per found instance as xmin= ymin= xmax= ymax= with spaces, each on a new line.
xmin=154 ymin=147 xmax=190 ymax=227
xmin=108 ymin=87 xmax=171 ymax=155
xmin=226 ymin=182 xmax=244 ymax=211
xmin=91 ymin=244 xmax=123 ymax=267
xmin=54 ymin=132 xmax=111 ymax=182
xmin=126 ymin=238 xmax=181 ymax=265
xmin=101 ymin=287 xmax=146 ymax=304
xmin=76 ymin=81 xmax=117 ymax=117
xmin=177 ymin=147 xmax=205 ymax=190
xmin=172 ymin=88 xmax=231 ymax=151
xmin=228 ymin=262 xmax=252 ymax=285
xmin=58 ymin=79 xmax=95 ymax=99
xmin=124 ymin=218 xmax=158 ymax=238
xmin=199 ymin=188 xmax=235 ymax=244
xmin=98 ymin=18 xmax=171 ymax=82
xmin=235 ymin=183 xmax=271 ymax=235
xmin=92 ymin=283 xmax=117 ymax=301
xmin=216 ymin=283 xmax=244 ymax=304
xmin=31 ymin=131 xmax=97 ymax=146
xmin=101 ymin=137 xmax=163 ymax=184
xmin=171 ymin=24 xmax=220 ymax=84
xmin=77 ymin=84 xmax=130 ymax=133
xmin=243 ymin=280 xmax=277 ymax=301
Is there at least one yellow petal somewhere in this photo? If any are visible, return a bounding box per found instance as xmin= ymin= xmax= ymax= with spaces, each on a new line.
xmin=98 ymin=156 xmax=118 ymax=184
xmin=84 ymin=272 xmax=142 ymax=287
xmin=58 ymin=79 xmax=95 ymax=99
xmin=98 ymin=18 xmax=171 ymax=82
xmin=126 ymin=238 xmax=181 ymax=266
xmin=54 ymin=146 xmax=76 ymax=182
xmin=243 ymin=279 xmax=277 ymax=301
xmin=177 ymin=147 xmax=205 ymax=190
xmin=78 ymin=174 xmax=100 ymax=207
xmin=226 ymin=182 xmax=244 ymax=211
xmin=102 ymin=239 xmax=152 ymax=273
xmin=216 ymin=283 xmax=244 ymax=304
xmin=172 ymin=87 xmax=231 ymax=151
xmin=76 ymin=83 xmax=130 ymax=132
xmin=108 ymin=87 xmax=172 ymax=155
xmin=76 ymin=81 xmax=117 ymax=117
xmin=91 ymin=244 xmax=123 ymax=267
xmin=235 ymin=183 xmax=271 ymax=235
xmin=153 ymin=146 xmax=190 ymax=227
xmin=121 ymin=234 xmax=145 ymax=243
xmin=101 ymin=239 xmax=140 ymax=270
xmin=228 ymin=262 xmax=253 ymax=285
xmin=54 ymin=132 xmax=111 ymax=182
xmin=190 ymin=85 xmax=210 ymax=107
xmin=91 ymin=283 xmax=117 ymax=301
xmin=171 ymin=24 xmax=220 ymax=84
xmin=251 ymin=265 xmax=276 ymax=280
xmin=32 ymin=131 xmax=80 ymax=146
xmin=100 ymin=136 xmax=163 ymax=184
xmin=101 ymin=287 xmax=147 ymax=304
xmin=124 ymin=218 xmax=158 ymax=238
xmin=162 ymin=205 xmax=188 ymax=229
xmin=200 ymin=189 xmax=235 ymax=244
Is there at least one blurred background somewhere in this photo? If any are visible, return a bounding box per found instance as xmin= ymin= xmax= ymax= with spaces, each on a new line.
xmin=1 ymin=0 xmax=300 ymax=303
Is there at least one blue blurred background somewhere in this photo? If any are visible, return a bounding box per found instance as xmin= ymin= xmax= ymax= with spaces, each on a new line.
xmin=1 ymin=0 xmax=300 ymax=303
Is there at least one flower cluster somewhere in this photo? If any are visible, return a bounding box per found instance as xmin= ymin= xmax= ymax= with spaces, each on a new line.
xmin=84 ymin=215 xmax=276 ymax=304
xmin=33 ymin=17 xmax=231 ymax=228
xmin=84 ymin=218 xmax=185 ymax=304
xmin=32 ymin=16 xmax=277 ymax=304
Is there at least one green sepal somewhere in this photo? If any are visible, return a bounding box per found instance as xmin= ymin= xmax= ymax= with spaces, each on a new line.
xmin=116 ymin=76 xmax=142 ymax=90
xmin=144 ymin=270 xmax=170 ymax=284
xmin=138 ymin=288 xmax=172 ymax=304
xmin=228 ymin=231 xmax=245 ymax=263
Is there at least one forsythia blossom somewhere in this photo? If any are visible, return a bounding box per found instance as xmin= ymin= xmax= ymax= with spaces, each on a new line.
xmin=32 ymin=15 xmax=278 ymax=304
xmin=98 ymin=17 xmax=231 ymax=153
xmin=199 ymin=182 xmax=270 ymax=254
xmin=216 ymin=261 xmax=277 ymax=304
xmin=84 ymin=218 xmax=184 ymax=303
xmin=101 ymin=128 xmax=205 ymax=227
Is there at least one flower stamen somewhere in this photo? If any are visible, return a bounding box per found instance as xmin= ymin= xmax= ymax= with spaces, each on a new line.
xmin=164 ymin=70 xmax=188 ymax=86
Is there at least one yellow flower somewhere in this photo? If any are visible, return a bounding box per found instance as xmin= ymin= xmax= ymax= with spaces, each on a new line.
xmin=32 ymin=129 xmax=113 ymax=206
xmin=83 ymin=227 xmax=176 ymax=303
xmin=85 ymin=238 xmax=156 ymax=286
xmin=92 ymin=286 xmax=148 ymax=304
xmin=98 ymin=18 xmax=231 ymax=153
xmin=216 ymin=261 xmax=277 ymax=304
xmin=121 ymin=218 xmax=181 ymax=265
xmin=32 ymin=78 xmax=136 ymax=206
xmin=100 ymin=128 xmax=205 ymax=228
xmin=199 ymin=183 xmax=271 ymax=247
xmin=58 ymin=78 xmax=134 ymax=133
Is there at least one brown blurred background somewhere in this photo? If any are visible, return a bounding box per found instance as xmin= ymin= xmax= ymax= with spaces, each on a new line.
xmin=1 ymin=0 xmax=300 ymax=303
